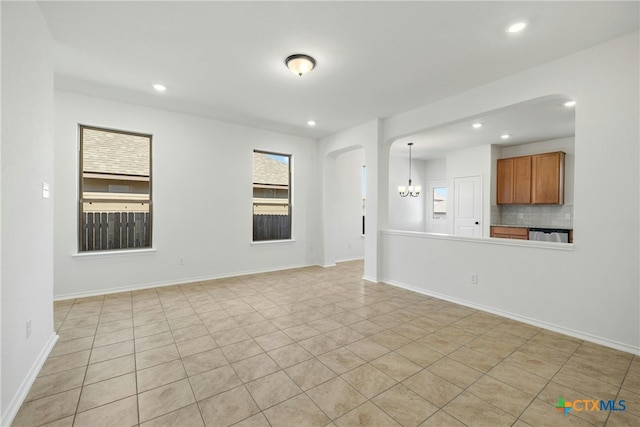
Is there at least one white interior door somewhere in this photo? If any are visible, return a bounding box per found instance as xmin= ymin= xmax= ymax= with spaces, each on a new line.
xmin=454 ymin=175 xmax=481 ymax=237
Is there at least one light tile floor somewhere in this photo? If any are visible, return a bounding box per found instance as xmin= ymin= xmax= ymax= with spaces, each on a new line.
xmin=12 ymin=261 xmax=640 ymax=427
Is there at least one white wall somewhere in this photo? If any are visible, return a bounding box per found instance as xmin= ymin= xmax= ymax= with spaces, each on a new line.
xmin=318 ymin=120 xmax=380 ymax=281
xmin=490 ymin=144 xmax=501 ymax=207
xmin=388 ymin=155 xmax=426 ymax=231
xmin=1 ymin=3 xmax=56 ymax=424
xmin=54 ymin=91 xmax=318 ymax=298
xmin=424 ymin=158 xmax=446 ymax=183
xmin=446 ymin=145 xmax=492 ymax=236
xmin=333 ymin=148 xmax=365 ymax=262
xmin=381 ymin=32 xmax=640 ymax=353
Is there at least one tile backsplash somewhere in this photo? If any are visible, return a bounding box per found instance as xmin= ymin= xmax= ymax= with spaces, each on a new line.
xmin=492 ymin=205 xmax=573 ymax=229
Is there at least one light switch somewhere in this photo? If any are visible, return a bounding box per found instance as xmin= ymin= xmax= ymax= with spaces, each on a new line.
xmin=42 ymin=182 xmax=50 ymax=199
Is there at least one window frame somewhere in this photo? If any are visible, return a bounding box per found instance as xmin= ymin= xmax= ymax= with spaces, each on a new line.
xmin=362 ymin=165 xmax=366 ymax=235
xmin=78 ymin=124 xmax=153 ymax=252
xmin=252 ymin=149 xmax=292 ymax=242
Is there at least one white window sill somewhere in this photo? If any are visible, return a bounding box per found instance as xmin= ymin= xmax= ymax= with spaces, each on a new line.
xmin=72 ymin=248 xmax=157 ymax=260
xmin=251 ymin=239 xmax=296 ymax=246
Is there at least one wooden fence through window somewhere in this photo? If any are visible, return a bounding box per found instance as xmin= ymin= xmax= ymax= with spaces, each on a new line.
xmin=253 ymin=214 xmax=290 ymax=241
xmin=81 ymin=212 xmax=150 ymax=251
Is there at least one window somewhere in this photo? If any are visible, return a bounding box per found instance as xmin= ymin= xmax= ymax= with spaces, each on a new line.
xmin=79 ymin=125 xmax=152 ymax=251
xmin=252 ymin=150 xmax=291 ymax=241
xmin=433 ymin=187 xmax=447 ymax=216
xmin=362 ymin=165 xmax=366 ymax=235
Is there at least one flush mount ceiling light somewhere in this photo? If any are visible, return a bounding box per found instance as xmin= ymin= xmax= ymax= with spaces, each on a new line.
xmin=152 ymin=84 xmax=166 ymax=92
xmin=506 ymin=21 xmax=528 ymax=34
xmin=398 ymin=143 xmax=421 ymax=198
xmin=307 ymin=120 xmax=316 ymax=126
xmin=501 ymin=133 xmax=511 ymax=139
xmin=472 ymin=122 xmax=483 ymax=129
xmin=286 ymin=54 xmax=316 ymax=76
xmin=564 ymin=100 xmax=576 ymax=107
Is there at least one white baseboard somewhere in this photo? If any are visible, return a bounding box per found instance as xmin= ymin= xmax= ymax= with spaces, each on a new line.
xmin=334 ymin=256 xmax=365 ymax=263
xmin=362 ymin=275 xmax=378 ymax=283
xmin=383 ymin=278 xmax=640 ymax=356
xmin=54 ymin=262 xmax=316 ymax=301
xmin=1 ymin=333 xmax=59 ymax=427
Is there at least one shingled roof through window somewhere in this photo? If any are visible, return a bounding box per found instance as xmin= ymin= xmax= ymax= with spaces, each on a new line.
xmin=83 ymin=128 xmax=150 ymax=177
xmin=253 ymin=152 xmax=289 ymax=186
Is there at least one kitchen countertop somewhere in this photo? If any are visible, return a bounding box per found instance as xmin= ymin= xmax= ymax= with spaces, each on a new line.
xmin=491 ymin=224 xmax=572 ymax=230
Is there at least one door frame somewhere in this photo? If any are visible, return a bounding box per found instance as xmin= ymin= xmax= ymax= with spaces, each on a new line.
xmin=453 ymin=174 xmax=483 ymax=237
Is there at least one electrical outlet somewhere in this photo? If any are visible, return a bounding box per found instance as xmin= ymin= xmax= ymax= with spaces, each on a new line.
xmin=26 ymin=320 xmax=32 ymax=339
xmin=518 ymin=213 xmax=524 ymax=219
xmin=470 ymin=274 xmax=478 ymax=285
xmin=565 ymin=213 xmax=571 ymax=220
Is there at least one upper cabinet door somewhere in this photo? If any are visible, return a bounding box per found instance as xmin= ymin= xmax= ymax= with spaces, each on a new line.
xmin=513 ymin=156 xmax=532 ymax=204
xmin=497 ymin=156 xmax=532 ymax=204
xmin=496 ymin=158 xmax=514 ymax=204
xmin=531 ymin=152 xmax=565 ymax=204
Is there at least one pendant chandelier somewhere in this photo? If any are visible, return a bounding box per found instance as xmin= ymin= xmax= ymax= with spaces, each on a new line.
xmin=398 ymin=142 xmax=421 ymax=197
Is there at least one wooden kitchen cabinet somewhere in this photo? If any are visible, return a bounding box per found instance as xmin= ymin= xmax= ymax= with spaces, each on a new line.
xmin=531 ymin=151 xmax=565 ymax=204
xmin=497 ymin=151 xmax=564 ymax=205
xmin=497 ymin=156 xmax=531 ymax=204
xmin=490 ymin=226 xmax=529 ymax=240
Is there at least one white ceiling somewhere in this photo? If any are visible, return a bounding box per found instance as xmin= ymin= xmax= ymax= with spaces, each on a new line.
xmin=38 ymin=1 xmax=638 ymax=139
xmin=392 ymin=94 xmax=576 ymax=159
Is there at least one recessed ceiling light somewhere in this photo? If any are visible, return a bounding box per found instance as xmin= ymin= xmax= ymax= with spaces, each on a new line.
xmin=307 ymin=120 xmax=316 ymax=126
xmin=506 ymin=21 xmax=528 ymax=34
xmin=152 ymin=84 xmax=166 ymax=92
xmin=501 ymin=134 xmax=511 ymax=139
xmin=564 ymin=100 xmax=576 ymax=107
xmin=472 ymin=123 xmax=483 ymax=129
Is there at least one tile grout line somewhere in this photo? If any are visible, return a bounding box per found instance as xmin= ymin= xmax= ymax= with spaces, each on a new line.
xmin=604 ymin=355 xmax=635 ymax=426
xmin=17 ymin=262 xmax=638 ymax=427
xmin=74 ymin=295 xmax=105 ymax=425
xmin=512 ymin=331 xmax=592 ymax=426
xmin=181 ymin=281 xmax=225 ymax=427
xmin=182 ymin=279 xmax=259 ymax=425
xmin=128 ymin=290 xmax=142 ymax=427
